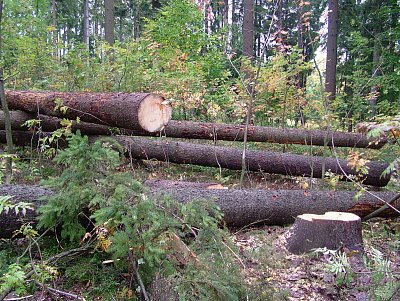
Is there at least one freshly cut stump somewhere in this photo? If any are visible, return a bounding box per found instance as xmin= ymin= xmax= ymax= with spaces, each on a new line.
xmin=5 ymin=90 xmax=172 ymax=132
xmin=284 ymin=212 xmax=364 ymax=254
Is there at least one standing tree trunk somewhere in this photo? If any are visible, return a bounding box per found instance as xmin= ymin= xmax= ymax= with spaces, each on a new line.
xmin=104 ymin=0 xmax=114 ymax=45
xmin=52 ymin=0 xmax=58 ymax=58
xmin=369 ymin=35 xmax=381 ymax=117
xmin=325 ymin=0 xmax=338 ymax=104
xmin=242 ymin=0 xmax=254 ymax=58
xmin=0 ymin=0 xmax=14 ymax=184
xmin=83 ymin=0 xmax=90 ymax=48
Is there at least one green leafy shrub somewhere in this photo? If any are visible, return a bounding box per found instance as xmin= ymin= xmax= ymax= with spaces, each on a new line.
xmin=38 ymin=133 xmax=245 ymax=300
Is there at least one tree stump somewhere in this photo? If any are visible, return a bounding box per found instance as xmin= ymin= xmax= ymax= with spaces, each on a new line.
xmin=284 ymin=211 xmax=364 ymax=254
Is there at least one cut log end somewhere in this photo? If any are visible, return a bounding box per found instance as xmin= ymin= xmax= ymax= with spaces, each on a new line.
xmin=138 ymin=94 xmax=172 ymax=132
xmin=284 ymin=211 xmax=364 ymax=255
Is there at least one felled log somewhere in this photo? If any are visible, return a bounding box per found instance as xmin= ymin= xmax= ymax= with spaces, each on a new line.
xmin=0 ymin=131 xmax=390 ymax=186
xmin=284 ymin=212 xmax=364 ymax=254
xmin=0 ymin=183 xmax=399 ymax=238
xmin=146 ymin=181 xmax=400 ymax=226
xmin=112 ymin=136 xmax=390 ymax=187
xmin=163 ymin=120 xmax=387 ymax=149
xmin=0 ymin=110 xmax=115 ymax=135
xmin=4 ymin=90 xmax=172 ymax=132
xmin=0 ymin=110 xmax=386 ymax=149
xmin=0 ymin=185 xmax=54 ymax=238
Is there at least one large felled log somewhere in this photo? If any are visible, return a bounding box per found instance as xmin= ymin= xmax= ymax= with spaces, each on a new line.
xmin=0 ymin=130 xmax=390 ymax=186
xmin=0 ymin=183 xmax=399 ymax=238
xmin=284 ymin=212 xmax=364 ymax=254
xmin=112 ymin=136 xmax=390 ymax=187
xmin=0 ymin=110 xmax=386 ymax=149
xmin=4 ymin=90 xmax=172 ymax=132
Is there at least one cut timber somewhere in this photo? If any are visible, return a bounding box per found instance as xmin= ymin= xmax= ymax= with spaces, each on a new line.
xmin=112 ymin=136 xmax=390 ymax=187
xmin=0 ymin=185 xmax=54 ymax=238
xmin=4 ymin=90 xmax=172 ymax=132
xmin=0 ymin=110 xmax=386 ymax=149
xmin=0 ymin=183 xmax=399 ymax=238
xmin=0 ymin=131 xmax=390 ymax=186
xmin=284 ymin=212 xmax=364 ymax=254
xmin=0 ymin=110 xmax=114 ymax=135
xmin=163 ymin=120 xmax=386 ymax=149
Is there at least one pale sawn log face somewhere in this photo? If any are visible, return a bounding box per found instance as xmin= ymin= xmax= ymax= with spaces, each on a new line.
xmin=138 ymin=94 xmax=172 ymax=132
xmin=285 ymin=211 xmax=364 ymax=254
xmin=4 ymin=90 xmax=172 ymax=133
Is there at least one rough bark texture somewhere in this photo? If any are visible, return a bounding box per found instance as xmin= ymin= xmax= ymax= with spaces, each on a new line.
xmin=0 ymin=131 xmax=391 ymax=186
xmin=83 ymin=0 xmax=90 ymax=47
xmin=104 ymin=0 xmax=114 ymax=45
xmin=325 ymin=0 xmax=338 ymax=102
xmin=242 ymin=0 xmax=254 ymax=58
xmin=163 ymin=120 xmax=387 ymax=149
xmin=0 ymin=110 xmax=116 ymax=135
xmin=0 ymin=185 xmax=54 ymax=238
xmin=4 ymin=90 xmax=171 ymax=132
xmin=113 ymin=136 xmax=390 ymax=187
xmin=284 ymin=212 xmax=364 ymax=254
xmin=0 ymin=182 xmax=398 ymax=238
xmin=1 ymin=111 xmax=387 ymax=148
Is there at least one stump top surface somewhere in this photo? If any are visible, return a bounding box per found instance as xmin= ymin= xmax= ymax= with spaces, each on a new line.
xmin=299 ymin=211 xmax=361 ymax=222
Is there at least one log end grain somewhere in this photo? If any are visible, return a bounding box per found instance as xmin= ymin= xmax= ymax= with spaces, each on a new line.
xmin=138 ymin=94 xmax=172 ymax=132
xmin=284 ymin=211 xmax=364 ymax=255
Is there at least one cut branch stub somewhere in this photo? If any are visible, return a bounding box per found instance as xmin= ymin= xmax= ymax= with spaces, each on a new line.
xmin=284 ymin=211 xmax=364 ymax=254
xmin=4 ymin=90 xmax=172 ymax=133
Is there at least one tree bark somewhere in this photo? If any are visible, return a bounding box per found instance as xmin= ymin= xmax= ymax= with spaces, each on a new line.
xmin=0 ymin=185 xmax=54 ymax=238
xmin=0 ymin=182 xmax=398 ymax=238
xmin=4 ymin=90 xmax=172 ymax=133
xmin=325 ymin=0 xmax=338 ymax=104
xmin=112 ymin=136 xmax=390 ymax=187
xmin=242 ymin=0 xmax=254 ymax=58
xmin=284 ymin=212 xmax=364 ymax=254
xmin=162 ymin=120 xmax=387 ymax=149
xmin=83 ymin=0 xmax=90 ymax=48
xmin=0 ymin=131 xmax=390 ymax=186
xmin=1 ymin=111 xmax=386 ymax=149
xmin=104 ymin=0 xmax=115 ymax=45
xmin=0 ymin=0 xmax=14 ymax=184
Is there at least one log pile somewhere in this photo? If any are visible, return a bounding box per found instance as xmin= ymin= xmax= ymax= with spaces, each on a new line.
xmin=0 ymin=90 xmax=391 ymax=187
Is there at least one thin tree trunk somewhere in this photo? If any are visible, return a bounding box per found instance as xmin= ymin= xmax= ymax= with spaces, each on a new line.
xmin=369 ymin=35 xmax=380 ymax=117
xmin=242 ymin=0 xmax=254 ymax=58
xmin=325 ymin=0 xmax=338 ymax=104
xmin=52 ymin=0 xmax=58 ymax=58
xmin=104 ymin=0 xmax=114 ymax=45
xmin=83 ymin=0 xmax=90 ymax=48
xmin=0 ymin=0 xmax=14 ymax=184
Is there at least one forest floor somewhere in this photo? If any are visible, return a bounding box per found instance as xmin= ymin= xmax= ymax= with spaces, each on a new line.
xmin=2 ymin=159 xmax=400 ymax=301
